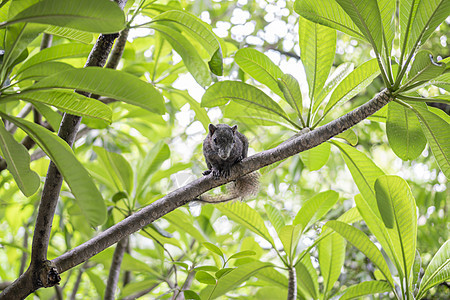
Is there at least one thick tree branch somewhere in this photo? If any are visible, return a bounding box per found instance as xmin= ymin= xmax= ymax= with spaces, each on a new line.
xmin=52 ymin=89 xmax=392 ymax=274
xmin=105 ymin=28 xmax=129 ymax=70
xmin=287 ymin=266 xmax=297 ymax=300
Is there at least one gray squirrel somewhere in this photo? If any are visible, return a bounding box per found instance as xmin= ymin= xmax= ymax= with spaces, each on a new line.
xmin=197 ymin=124 xmax=259 ymax=203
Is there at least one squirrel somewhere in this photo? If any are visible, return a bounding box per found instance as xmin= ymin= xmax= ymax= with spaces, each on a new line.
xmin=197 ymin=123 xmax=259 ymax=203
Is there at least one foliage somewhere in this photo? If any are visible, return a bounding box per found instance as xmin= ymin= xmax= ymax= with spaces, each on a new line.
xmin=0 ymin=0 xmax=448 ymax=299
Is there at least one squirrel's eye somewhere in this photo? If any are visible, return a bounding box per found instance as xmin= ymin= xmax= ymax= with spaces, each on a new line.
xmin=213 ymin=138 xmax=217 ymax=143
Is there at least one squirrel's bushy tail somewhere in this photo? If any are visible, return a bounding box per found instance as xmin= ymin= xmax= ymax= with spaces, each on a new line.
xmin=198 ymin=172 xmax=260 ymax=203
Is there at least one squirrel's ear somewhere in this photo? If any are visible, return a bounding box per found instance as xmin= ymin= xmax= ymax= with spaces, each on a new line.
xmin=208 ymin=124 xmax=216 ymax=134
xmin=231 ymin=125 xmax=237 ymax=132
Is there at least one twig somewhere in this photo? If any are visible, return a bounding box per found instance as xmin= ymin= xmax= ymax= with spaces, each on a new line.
xmin=6 ymin=103 xmax=32 ymax=133
xmin=69 ymin=263 xmax=88 ymax=300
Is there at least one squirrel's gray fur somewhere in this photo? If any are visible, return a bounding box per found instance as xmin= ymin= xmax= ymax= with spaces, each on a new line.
xmin=198 ymin=124 xmax=259 ymax=203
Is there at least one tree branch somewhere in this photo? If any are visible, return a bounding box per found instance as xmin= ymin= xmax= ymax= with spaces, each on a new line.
xmin=287 ymin=266 xmax=297 ymax=300
xmin=52 ymin=89 xmax=392 ymax=274
xmin=104 ymin=238 xmax=128 ymax=300
xmin=105 ymin=28 xmax=129 ymax=70
xmin=69 ymin=263 xmax=88 ymax=300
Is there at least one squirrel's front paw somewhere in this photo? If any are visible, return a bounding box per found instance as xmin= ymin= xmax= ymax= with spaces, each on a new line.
xmin=212 ymin=169 xmax=221 ymax=178
xmin=220 ymin=169 xmax=231 ymax=178
xmin=203 ymin=170 xmax=212 ymax=176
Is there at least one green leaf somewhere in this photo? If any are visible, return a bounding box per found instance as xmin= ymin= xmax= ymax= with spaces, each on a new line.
xmin=319 ymin=232 xmax=346 ymax=294
xmin=136 ymin=141 xmax=170 ymax=195
xmin=428 ymin=106 xmax=450 ymax=124
xmin=387 ymin=101 xmax=427 ymax=160
xmin=148 ymin=23 xmax=211 ymax=87
xmin=298 ymin=16 xmax=336 ymax=99
xmin=374 ymin=175 xmax=417 ymax=281
xmin=313 ymin=62 xmax=354 ymax=116
xmin=0 ymin=113 xmax=106 ymax=226
xmin=374 ymin=179 xmax=394 ymax=229
xmin=195 ymin=271 xmax=216 ymax=285
xmin=209 ymin=48 xmax=223 ymax=76
xmin=152 ymin=10 xmax=219 ymax=56
xmin=32 ymin=102 xmax=62 ymax=132
xmin=331 ymin=141 xmax=385 ymax=213
xmin=202 ymin=81 xmax=289 ymax=122
xmin=0 ymin=23 xmax=45 ymax=81
xmin=408 ymin=0 xmax=450 ymax=55
xmin=325 ymin=220 xmax=394 ymax=287
xmin=203 ymin=242 xmax=224 ymax=258
xmin=194 ymin=266 xmax=219 ymax=272
xmin=294 ymin=0 xmax=364 ymax=41
xmin=215 ymin=268 xmax=235 ymax=279
xmin=4 ymin=90 xmax=112 ymax=123
xmin=85 ymin=269 xmax=105 ymax=298
xmin=93 ymin=147 xmax=133 ymax=195
xmin=334 ymin=0 xmax=383 ymax=53
xmin=412 ymin=104 xmax=450 ymax=178
xmin=229 ymin=250 xmax=256 ymax=260
xmin=202 ymin=261 xmax=271 ymax=299
xmin=296 ymin=255 xmax=318 ymax=299
xmin=279 ymin=224 xmax=302 ymax=259
xmin=337 ymin=206 xmax=363 ymax=224
xmin=399 ymin=0 xmax=419 ymax=58
xmin=184 ymin=290 xmax=201 ymax=300
xmin=277 ymin=74 xmax=303 ymax=117
xmin=234 ymin=48 xmax=285 ymax=97
xmin=417 ymin=239 xmax=450 ymax=299
xmin=300 ymin=141 xmax=331 ymax=171
xmin=164 ymin=90 xmax=210 ymax=131
xmin=217 ymin=201 xmax=274 ymax=245
xmin=0 ymin=0 xmax=126 ymax=33
xmin=17 ymin=43 xmax=92 ymax=74
xmin=44 ymin=26 xmax=94 ymax=44
xmin=430 ymin=73 xmax=450 ymax=92
xmin=335 ymin=128 xmax=358 ymax=146
xmin=264 ymin=204 xmax=285 ymax=233
xmin=406 ymin=50 xmax=446 ymax=85
xmin=324 ymin=59 xmax=380 ymax=116
xmin=354 ymin=194 xmax=402 ymax=280
xmin=17 ymin=61 xmax=75 ymax=81
xmin=164 ymin=210 xmax=206 ymax=243
xmin=338 ymin=280 xmax=391 ymax=300
xmin=0 ymin=121 xmax=40 ymax=197
xmin=254 ymin=287 xmax=287 ymax=300
xmin=224 ymin=101 xmax=296 ymax=130
xmin=293 ymin=190 xmax=339 ymax=231
xmin=255 ymin=267 xmax=288 ymax=290
xmin=378 ymin=0 xmax=395 ymax=53
xmin=27 ymin=67 xmax=165 ymax=115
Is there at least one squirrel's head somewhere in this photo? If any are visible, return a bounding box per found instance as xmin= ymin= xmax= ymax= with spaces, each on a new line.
xmin=209 ymin=124 xmax=237 ymax=160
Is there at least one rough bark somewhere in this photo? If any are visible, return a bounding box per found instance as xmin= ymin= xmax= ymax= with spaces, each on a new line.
xmin=287 ymin=266 xmax=297 ymax=300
